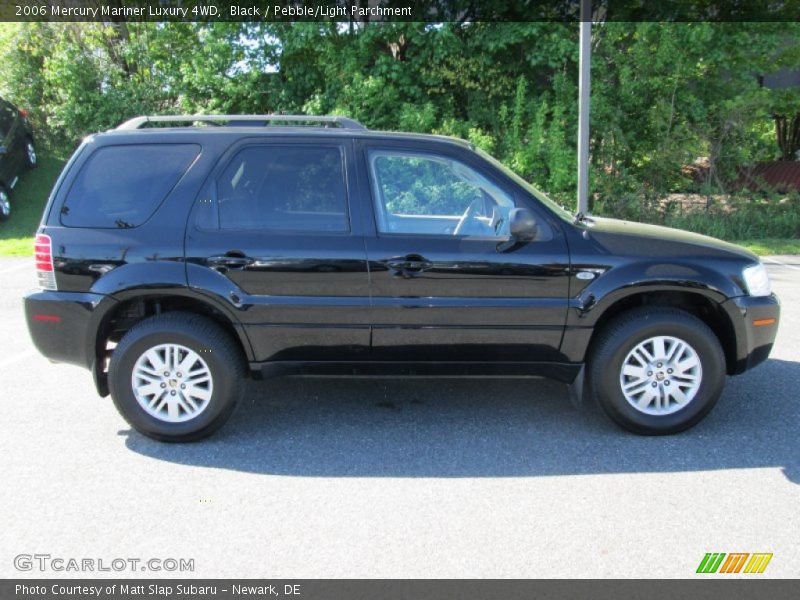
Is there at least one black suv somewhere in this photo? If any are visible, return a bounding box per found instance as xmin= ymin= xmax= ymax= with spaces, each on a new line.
xmin=24 ymin=115 xmax=780 ymax=441
xmin=0 ymin=96 xmax=37 ymax=220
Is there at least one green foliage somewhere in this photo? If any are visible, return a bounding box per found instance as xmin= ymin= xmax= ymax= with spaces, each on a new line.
xmin=0 ymin=151 xmax=66 ymax=255
xmin=663 ymin=195 xmax=800 ymax=240
xmin=0 ymin=21 xmax=798 ymax=241
xmin=735 ymin=238 xmax=800 ymax=256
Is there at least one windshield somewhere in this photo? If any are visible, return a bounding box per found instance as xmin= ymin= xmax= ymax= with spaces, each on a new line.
xmin=475 ymin=147 xmax=574 ymax=222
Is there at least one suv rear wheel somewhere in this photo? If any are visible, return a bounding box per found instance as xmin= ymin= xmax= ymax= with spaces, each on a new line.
xmin=108 ymin=312 xmax=245 ymax=442
xmin=589 ymin=307 xmax=726 ymax=435
xmin=24 ymin=138 xmax=37 ymax=169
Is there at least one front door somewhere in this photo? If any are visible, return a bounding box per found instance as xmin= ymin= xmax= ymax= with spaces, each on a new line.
xmin=185 ymin=140 xmax=371 ymax=362
xmin=356 ymin=140 xmax=571 ymax=362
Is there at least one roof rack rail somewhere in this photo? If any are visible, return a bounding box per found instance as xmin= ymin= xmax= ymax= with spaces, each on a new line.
xmin=116 ymin=114 xmax=367 ymax=131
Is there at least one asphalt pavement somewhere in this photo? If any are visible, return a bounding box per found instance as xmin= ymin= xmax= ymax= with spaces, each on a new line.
xmin=1 ymin=255 xmax=798 ymax=578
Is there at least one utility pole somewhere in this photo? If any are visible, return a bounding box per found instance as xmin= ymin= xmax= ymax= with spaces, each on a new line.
xmin=577 ymin=0 xmax=591 ymax=214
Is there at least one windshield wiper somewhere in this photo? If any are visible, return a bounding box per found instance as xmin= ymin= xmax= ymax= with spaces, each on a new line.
xmin=573 ymin=212 xmax=595 ymax=224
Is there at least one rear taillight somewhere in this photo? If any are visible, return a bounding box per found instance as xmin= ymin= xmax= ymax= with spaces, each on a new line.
xmin=18 ymin=108 xmax=28 ymax=119
xmin=34 ymin=234 xmax=56 ymax=290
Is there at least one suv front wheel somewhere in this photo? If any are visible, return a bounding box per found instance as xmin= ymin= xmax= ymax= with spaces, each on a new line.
xmin=108 ymin=312 xmax=245 ymax=442
xmin=589 ymin=307 xmax=726 ymax=435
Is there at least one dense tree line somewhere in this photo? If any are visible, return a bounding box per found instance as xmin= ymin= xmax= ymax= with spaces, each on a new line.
xmin=0 ymin=21 xmax=798 ymax=213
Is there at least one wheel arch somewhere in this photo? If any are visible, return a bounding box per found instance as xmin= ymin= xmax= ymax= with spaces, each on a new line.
xmin=91 ymin=291 xmax=254 ymax=397
xmin=583 ymin=289 xmax=738 ymax=375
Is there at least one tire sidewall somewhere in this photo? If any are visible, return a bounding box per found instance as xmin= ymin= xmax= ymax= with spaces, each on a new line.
xmin=110 ymin=328 xmax=237 ymax=439
xmin=594 ymin=315 xmax=725 ymax=433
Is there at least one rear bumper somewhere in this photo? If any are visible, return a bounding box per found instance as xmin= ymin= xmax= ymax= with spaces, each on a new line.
xmin=721 ymin=293 xmax=780 ymax=375
xmin=24 ymin=290 xmax=116 ymax=370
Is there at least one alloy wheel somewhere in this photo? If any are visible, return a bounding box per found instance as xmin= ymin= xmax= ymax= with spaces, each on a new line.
xmin=131 ymin=343 xmax=213 ymax=423
xmin=619 ymin=335 xmax=703 ymax=416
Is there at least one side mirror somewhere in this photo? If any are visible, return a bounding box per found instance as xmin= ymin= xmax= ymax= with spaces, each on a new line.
xmin=509 ymin=208 xmax=538 ymax=242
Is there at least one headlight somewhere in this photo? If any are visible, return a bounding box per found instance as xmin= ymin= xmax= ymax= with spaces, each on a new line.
xmin=742 ymin=263 xmax=772 ymax=297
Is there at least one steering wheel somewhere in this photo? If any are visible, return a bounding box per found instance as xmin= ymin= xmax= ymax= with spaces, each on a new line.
xmin=453 ymin=198 xmax=483 ymax=236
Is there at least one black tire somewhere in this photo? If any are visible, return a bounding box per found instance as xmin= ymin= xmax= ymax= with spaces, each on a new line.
xmin=588 ymin=307 xmax=726 ymax=435
xmin=24 ymin=138 xmax=37 ymax=169
xmin=0 ymin=186 xmax=10 ymax=221
xmin=108 ymin=312 xmax=245 ymax=442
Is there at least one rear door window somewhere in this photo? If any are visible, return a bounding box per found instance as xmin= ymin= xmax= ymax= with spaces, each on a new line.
xmin=60 ymin=144 xmax=200 ymax=228
xmin=211 ymin=145 xmax=349 ymax=232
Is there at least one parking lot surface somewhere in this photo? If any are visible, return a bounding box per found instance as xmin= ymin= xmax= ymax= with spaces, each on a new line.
xmin=1 ymin=255 xmax=798 ymax=578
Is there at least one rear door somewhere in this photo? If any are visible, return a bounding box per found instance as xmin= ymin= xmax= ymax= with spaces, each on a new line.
xmin=185 ymin=138 xmax=371 ymax=362
xmin=356 ymin=139 xmax=571 ymax=362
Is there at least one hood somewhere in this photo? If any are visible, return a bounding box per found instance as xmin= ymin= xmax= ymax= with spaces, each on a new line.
xmin=583 ymin=216 xmax=758 ymax=261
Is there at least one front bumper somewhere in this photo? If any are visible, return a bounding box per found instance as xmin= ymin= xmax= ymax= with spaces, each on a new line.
xmin=24 ymin=290 xmax=116 ymax=370
xmin=721 ymin=293 xmax=780 ymax=375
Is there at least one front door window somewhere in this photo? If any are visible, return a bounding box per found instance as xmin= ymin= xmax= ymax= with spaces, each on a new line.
xmin=368 ymin=150 xmax=515 ymax=238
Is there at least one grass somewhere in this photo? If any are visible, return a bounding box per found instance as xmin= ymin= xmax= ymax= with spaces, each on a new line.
xmin=1 ymin=152 xmax=798 ymax=257
xmin=733 ymin=239 xmax=800 ymax=256
xmin=0 ymin=152 xmax=66 ymax=256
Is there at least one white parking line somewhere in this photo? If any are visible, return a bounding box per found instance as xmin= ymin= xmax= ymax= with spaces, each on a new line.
xmin=763 ymin=256 xmax=800 ymax=272
xmin=0 ymin=349 xmax=36 ymax=370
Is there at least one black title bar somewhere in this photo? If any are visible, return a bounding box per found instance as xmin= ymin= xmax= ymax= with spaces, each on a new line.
xmin=1 ymin=0 xmax=799 ymax=22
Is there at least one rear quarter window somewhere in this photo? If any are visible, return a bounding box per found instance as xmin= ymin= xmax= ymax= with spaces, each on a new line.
xmin=60 ymin=143 xmax=200 ymax=228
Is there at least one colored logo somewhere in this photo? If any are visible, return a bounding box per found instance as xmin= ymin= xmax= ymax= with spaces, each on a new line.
xmin=696 ymin=553 xmax=773 ymax=574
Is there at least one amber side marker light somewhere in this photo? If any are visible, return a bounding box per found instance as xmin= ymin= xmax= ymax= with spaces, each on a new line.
xmin=753 ymin=318 xmax=776 ymax=327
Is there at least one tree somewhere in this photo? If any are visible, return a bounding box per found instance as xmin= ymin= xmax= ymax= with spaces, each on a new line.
xmin=1 ymin=20 xmax=797 ymax=209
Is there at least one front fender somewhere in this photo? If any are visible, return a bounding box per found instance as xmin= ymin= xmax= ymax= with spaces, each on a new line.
xmin=560 ymin=259 xmax=742 ymax=363
xmin=571 ymin=260 xmax=738 ymax=322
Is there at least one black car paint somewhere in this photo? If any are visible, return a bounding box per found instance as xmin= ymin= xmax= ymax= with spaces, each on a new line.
xmin=353 ymin=138 xmax=571 ymax=363
xmin=24 ymin=127 xmax=780 ymax=397
xmin=185 ymin=136 xmax=371 ymax=363
xmin=0 ymin=97 xmax=34 ymax=192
